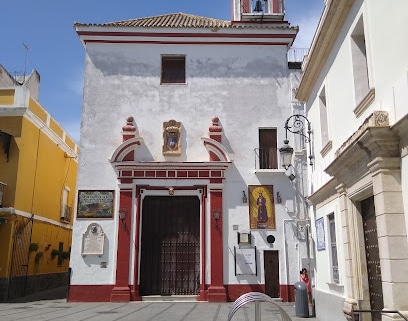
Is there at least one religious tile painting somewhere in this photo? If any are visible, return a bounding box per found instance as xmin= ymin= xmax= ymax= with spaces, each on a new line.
xmin=77 ymin=190 xmax=114 ymax=219
xmin=249 ymin=185 xmax=275 ymax=229
xmin=162 ymin=119 xmax=182 ymax=156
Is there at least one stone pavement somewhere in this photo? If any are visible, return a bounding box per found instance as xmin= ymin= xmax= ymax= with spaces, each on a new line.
xmin=0 ymin=287 xmax=319 ymax=321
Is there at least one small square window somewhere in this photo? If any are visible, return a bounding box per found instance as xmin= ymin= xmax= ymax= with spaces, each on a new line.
xmin=161 ymin=56 xmax=185 ymax=84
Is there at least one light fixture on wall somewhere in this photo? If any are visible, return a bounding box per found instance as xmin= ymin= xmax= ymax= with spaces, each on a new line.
xmin=212 ymin=209 xmax=221 ymax=230
xmin=119 ymin=208 xmax=128 ymax=229
xmin=276 ymin=192 xmax=282 ymax=204
xmin=242 ymin=191 xmax=248 ymax=204
xmin=279 ymin=114 xmax=313 ymax=171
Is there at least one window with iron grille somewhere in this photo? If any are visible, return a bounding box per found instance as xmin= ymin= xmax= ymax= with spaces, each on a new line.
xmin=161 ymin=56 xmax=186 ymax=84
xmin=328 ymin=213 xmax=339 ymax=283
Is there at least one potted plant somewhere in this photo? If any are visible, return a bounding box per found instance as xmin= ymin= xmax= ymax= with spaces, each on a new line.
xmin=51 ymin=249 xmax=59 ymax=259
xmin=34 ymin=252 xmax=43 ymax=264
xmin=29 ymin=243 xmax=39 ymax=252
xmin=62 ymin=251 xmax=70 ymax=260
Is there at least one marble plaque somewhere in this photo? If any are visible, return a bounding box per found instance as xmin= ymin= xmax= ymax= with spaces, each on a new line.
xmin=82 ymin=223 xmax=105 ymax=256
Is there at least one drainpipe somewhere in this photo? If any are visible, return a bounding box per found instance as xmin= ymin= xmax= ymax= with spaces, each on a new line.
xmin=283 ymin=219 xmax=296 ymax=301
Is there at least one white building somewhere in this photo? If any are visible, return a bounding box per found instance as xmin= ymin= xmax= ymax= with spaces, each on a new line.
xmin=296 ymin=0 xmax=408 ymax=320
xmin=68 ymin=0 xmax=315 ymax=303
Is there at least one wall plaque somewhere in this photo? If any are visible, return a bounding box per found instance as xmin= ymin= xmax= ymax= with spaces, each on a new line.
xmin=82 ymin=223 xmax=105 ymax=256
xmin=162 ymin=119 xmax=182 ymax=156
xmin=77 ymin=190 xmax=114 ymax=219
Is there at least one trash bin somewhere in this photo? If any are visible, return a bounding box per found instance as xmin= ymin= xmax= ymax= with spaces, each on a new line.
xmin=294 ymin=281 xmax=309 ymax=317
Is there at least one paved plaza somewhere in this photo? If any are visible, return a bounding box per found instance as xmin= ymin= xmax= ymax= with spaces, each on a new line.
xmin=0 ymin=287 xmax=319 ymax=321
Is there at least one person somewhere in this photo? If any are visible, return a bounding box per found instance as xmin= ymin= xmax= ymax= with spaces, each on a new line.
xmin=256 ymin=192 xmax=268 ymax=223
xmin=300 ymin=268 xmax=312 ymax=304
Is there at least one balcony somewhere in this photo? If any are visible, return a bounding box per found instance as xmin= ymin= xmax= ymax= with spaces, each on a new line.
xmin=254 ymin=148 xmax=281 ymax=171
xmin=287 ymin=48 xmax=309 ymax=69
xmin=287 ymin=48 xmax=309 ymax=63
xmin=0 ymin=182 xmax=6 ymax=207
xmin=61 ymin=205 xmax=72 ymax=223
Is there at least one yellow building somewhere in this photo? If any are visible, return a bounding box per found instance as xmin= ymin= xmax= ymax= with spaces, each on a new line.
xmin=0 ymin=65 xmax=79 ymax=301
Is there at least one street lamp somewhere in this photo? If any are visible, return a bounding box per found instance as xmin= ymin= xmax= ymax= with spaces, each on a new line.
xmin=279 ymin=114 xmax=313 ymax=169
xmin=279 ymin=139 xmax=294 ymax=169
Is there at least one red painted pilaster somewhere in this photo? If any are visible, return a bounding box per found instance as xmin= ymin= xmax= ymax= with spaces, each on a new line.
xmin=242 ymin=0 xmax=250 ymax=13
xmin=272 ymin=0 xmax=280 ymax=13
xmin=208 ymin=188 xmax=227 ymax=302
xmin=110 ymin=190 xmax=132 ymax=302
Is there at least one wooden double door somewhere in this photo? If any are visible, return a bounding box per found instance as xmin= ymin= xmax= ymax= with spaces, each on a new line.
xmin=139 ymin=196 xmax=200 ymax=296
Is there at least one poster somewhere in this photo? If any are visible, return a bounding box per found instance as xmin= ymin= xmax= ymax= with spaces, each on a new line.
xmin=234 ymin=246 xmax=257 ymax=275
xmin=316 ymin=217 xmax=326 ymax=251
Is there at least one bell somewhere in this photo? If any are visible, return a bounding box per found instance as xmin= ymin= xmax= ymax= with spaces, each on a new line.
xmin=253 ymin=0 xmax=263 ymax=12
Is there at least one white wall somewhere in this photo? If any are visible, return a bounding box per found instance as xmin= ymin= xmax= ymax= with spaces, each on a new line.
xmin=303 ymin=0 xmax=408 ymax=319
xmin=70 ymin=37 xmax=305 ymax=288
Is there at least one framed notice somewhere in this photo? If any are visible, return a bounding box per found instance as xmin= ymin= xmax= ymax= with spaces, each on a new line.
xmin=234 ymin=246 xmax=257 ymax=276
xmin=316 ymin=217 xmax=326 ymax=251
xmin=248 ymin=185 xmax=275 ymax=229
xmin=77 ymin=190 xmax=114 ymax=219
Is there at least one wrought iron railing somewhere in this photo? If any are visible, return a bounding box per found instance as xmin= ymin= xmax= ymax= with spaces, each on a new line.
xmin=61 ymin=205 xmax=72 ymax=223
xmin=254 ymin=148 xmax=278 ymax=170
xmin=287 ymin=48 xmax=309 ymax=63
xmin=0 ymin=182 xmax=6 ymax=207
xmin=352 ymin=309 xmax=408 ymax=321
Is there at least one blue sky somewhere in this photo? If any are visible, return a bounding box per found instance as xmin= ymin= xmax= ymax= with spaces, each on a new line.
xmin=1 ymin=0 xmax=323 ymax=143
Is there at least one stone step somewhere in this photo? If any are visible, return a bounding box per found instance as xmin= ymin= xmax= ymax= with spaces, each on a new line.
xmin=142 ymin=295 xmax=198 ymax=302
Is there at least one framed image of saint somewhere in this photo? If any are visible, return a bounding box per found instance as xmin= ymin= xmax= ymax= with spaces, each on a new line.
xmin=248 ymin=185 xmax=275 ymax=229
xmin=77 ymin=190 xmax=114 ymax=219
xmin=162 ymin=119 xmax=182 ymax=156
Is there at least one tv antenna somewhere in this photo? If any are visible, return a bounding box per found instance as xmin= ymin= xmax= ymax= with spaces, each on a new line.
xmin=18 ymin=43 xmax=29 ymax=84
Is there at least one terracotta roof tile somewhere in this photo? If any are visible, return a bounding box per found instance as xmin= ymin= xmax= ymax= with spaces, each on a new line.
xmin=74 ymin=12 xmax=296 ymax=30
xmin=74 ymin=13 xmax=232 ymax=29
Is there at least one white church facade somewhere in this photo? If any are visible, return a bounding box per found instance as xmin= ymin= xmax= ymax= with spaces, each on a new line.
xmin=68 ymin=0 xmax=313 ymax=303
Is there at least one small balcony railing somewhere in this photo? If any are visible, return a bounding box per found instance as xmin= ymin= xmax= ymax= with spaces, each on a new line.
xmin=0 ymin=182 xmax=6 ymax=207
xmin=287 ymin=48 xmax=309 ymax=63
xmin=61 ymin=205 xmax=72 ymax=223
xmin=254 ymin=148 xmax=278 ymax=170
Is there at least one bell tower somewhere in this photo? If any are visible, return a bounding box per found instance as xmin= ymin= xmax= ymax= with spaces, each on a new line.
xmin=232 ymin=0 xmax=285 ymax=22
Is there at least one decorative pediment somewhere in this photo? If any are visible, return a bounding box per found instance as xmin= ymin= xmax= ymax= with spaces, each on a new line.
xmin=110 ymin=137 xmax=143 ymax=162
xmin=201 ymin=137 xmax=231 ymax=162
xmin=325 ymin=111 xmax=399 ymax=186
